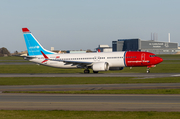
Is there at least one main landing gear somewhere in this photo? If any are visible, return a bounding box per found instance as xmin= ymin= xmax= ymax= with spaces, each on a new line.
xmin=84 ymin=69 xmax=90 ymax=74
xmin=83 ymin=69 xmax=99 ymax=74
xmin=93 ymin=71 xmax=99 ymax=73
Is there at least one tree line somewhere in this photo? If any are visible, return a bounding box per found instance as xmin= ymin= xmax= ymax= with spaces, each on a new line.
xmin=0 ymin=47 xmax=11 ymax=57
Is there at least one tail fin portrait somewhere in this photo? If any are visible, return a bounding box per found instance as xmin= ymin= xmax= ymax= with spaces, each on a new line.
xmin=22 ymin=28 xmax=55 ymax=56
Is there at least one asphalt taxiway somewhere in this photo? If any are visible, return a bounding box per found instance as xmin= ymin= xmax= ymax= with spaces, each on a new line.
xmin=0 ymin=73 xmax=180 ymax=78
xmin=1 ymin=83 xmax=180 ymax=91
xmin=0 ymin=94 xmax=180 ymax=111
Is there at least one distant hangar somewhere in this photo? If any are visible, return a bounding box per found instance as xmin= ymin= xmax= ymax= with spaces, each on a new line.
xmin=112 ymin=39 xmax=179 ymax=54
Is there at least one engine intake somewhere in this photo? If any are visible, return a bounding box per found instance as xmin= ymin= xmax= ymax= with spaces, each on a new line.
xmin=92 ymin=62 xmax=109 ymax=71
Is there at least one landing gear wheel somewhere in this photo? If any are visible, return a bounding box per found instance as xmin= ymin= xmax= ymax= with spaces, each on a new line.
xmin=93 ymin=71 xmax=99 ymax=73
xmin=84 ymin=69 xmax=90 ymax=74
xmin=146 ymin=70 xmax=150 ymax=73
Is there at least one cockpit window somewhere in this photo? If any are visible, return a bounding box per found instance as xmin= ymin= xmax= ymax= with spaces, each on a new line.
xmin=149 ymin=55 xmax=156 ymax=57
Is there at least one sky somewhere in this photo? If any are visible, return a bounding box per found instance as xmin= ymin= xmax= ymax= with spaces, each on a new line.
xmin=1 ymin=0 xmax=180 ymax=52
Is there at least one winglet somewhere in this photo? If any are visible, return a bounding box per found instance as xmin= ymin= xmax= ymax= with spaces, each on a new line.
xmin=22 ymin=28 xmax=31 ymax=33
xmin=41 ymin=51 xmax=49 ymax=63
xmin=41 ymin=51 xmax=49 ymax=59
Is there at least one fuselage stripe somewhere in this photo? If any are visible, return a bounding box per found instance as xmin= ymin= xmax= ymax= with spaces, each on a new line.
xmin=124 ymin=51 xmax=127 ymax=67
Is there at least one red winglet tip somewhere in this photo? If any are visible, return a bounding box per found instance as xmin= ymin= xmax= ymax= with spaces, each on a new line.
xmin=41 ymin=51 xmax=49 ymax=59
xmin=22 ymin=28 xmax=30 ymax=33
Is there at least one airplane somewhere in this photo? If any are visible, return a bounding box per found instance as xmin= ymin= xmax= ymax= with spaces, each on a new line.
xmin=22 ymin=28 xmax=163 ymax=74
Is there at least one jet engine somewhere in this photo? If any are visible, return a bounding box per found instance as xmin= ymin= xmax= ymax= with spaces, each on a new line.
xmin=92 ymin=62 xmax=109 ymax=71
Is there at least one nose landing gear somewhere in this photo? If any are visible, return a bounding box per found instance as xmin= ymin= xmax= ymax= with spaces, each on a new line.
xmin=146 ymin=65 xmax=156 ymax=73
xmin=84 ymin=69 xmax=99 ymax=74
xmin=146 ymin=68 xmax=150 ymax=73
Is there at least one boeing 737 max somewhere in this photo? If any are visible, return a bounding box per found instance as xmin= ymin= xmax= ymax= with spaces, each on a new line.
xmin=22 ymin=28 xmax=163 ymax=73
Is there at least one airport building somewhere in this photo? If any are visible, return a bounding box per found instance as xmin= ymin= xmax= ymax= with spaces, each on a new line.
xmin=112 ymin=39 xmax=179 ymax=54
xmin=96 ymin=45 xmax=112 ymax=52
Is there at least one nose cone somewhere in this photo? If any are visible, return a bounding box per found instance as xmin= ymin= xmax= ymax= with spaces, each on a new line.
xmin=157 ymin=57 xmax=163 ymax=64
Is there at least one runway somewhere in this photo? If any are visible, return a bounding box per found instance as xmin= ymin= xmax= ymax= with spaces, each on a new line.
xmin=1 ymin=83 xmax=180 ymax=91
xmin=0 ymin=73 xmax=180 ymax=78
xmin=0 ymin=93 xmax=180 ymax=111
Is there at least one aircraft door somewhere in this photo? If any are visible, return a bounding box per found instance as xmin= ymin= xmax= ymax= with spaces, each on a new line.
xmin=141 ymin=53 xmax=145 ymax=61
xmin=94 ymin=56 xmax=100 ymax=61
xmin=97 ymin=56 xmax=100 ymax=61
xmin=141 ymin=53 xmax=146 ymax=65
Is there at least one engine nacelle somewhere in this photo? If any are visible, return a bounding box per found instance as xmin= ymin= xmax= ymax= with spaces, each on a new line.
xmin=109 ymin=67 xmax=124 ymax=70
xmin=92 ymin=62 xmax=109 ymax=71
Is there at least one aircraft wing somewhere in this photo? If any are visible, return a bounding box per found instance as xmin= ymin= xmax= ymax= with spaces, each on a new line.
xmin=63 ymin=60 xmax=93 ymax=66
xmin=41 ymin=51 xmax=93 ymax=67
xmin=50 ymin=59 xmax=93 ymax=67
xmin=23 ymin=56 xmax=37 ymax=60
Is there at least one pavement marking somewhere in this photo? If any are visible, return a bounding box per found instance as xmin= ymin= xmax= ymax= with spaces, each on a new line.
xmin=1 ymin=102 xmax=180 ymax=105
xmin=172 ymin=74 xmax=180 ymax=77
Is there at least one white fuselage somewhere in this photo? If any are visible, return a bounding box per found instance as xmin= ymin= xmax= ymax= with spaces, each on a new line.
xmin=29 ymin=52 xmax=126 ymax=68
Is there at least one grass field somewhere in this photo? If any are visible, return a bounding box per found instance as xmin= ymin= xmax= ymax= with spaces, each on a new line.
xmin=1 ymin=77 xmax=180 ymax=85
xmin=157 ymin=54 xmax=180 ymax=60
xmin=0 ymin=60 xmax=28 ymax=63
xmin=0 ymin=63 xmax=180 ymax=73
xmin=0 ymin=56 xmax=24 ymax=60
xmin=0 ymin=110 xmax=180 ymax=119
